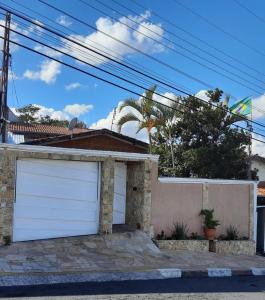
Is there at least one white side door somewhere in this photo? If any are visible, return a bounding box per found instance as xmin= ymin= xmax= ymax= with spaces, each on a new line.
xmin=113 ymin=162 xmax=127 ymax=224
xmin=13 ymin=159 xmax=100 ymax=242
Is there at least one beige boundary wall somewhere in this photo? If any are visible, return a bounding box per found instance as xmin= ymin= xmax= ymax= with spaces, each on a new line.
xmin=151 ymin=164 xmax=257 ymax=240
xmin=0 ymin=144 xmax=158 ymax=244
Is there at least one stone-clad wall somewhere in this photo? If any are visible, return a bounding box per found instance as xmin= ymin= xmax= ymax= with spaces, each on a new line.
xmin=126 ymin=160 xmax=152 ymax=233
xmin=0 ymin=147 xmax=154 ymax=244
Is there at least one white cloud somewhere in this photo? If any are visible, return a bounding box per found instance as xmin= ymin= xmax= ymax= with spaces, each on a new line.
xmin=90 ymin=91 xmax=176 ymax=142
xmin=64 ymin=104 xmax=93 ymax=117
xmin=23 ymin=59 xmax=61 ymax=84
xmin=65 ymin=82 xmax=82 ymax=91
xmin=11 ymin=103 xmax=93 ymax=121
xmin=252 ymin=94 xmax=265 ymax=119
xmin=56 ymin=15 xmax=72 ymax=27
xmin=34 ymin=45 xmax=62 ymax=58
xmin=90 ymin=101 xmax=148 ymax=142
xmin=252 ymin=134 xmax=265 ymax=157
xmin=62 ymin=10 xmax=164 ymax=66
xmin=195 ymin=90 xmax=210 ymax=102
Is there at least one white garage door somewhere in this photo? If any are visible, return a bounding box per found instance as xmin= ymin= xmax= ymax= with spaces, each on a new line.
xmin=113 ymin=162 xmax=127 ymax=224
xmin=13 ymin=159 xmax=100 ymax=242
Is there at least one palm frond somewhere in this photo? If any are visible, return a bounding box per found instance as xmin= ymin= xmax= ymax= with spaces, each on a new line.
xmin=117 ymin=113 xmax=141 ymax=127
xmin=119 ymin=98 xmax=141 ymax=113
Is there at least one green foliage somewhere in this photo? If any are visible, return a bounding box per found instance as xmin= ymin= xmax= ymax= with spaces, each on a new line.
xmin=151 ymin=88 xmax=252 ymax=179
xmin=16 ymin=104 xmax=40 ymax=123
xmin=200 ymin=209 xmax=220 ymax=229
xmin=171 ymin=222 xmax=189 ymax=240
xmin=156 ymin=230 xmax=166 ymax=240
xmin=15 ymin=104 xmax=87 ymax=128
xmin=225 ymin=225 xmax=239 ymax=240
xmin=118 ymin=85 xmax=165 ymax=152
xmin=190 ymin=232 xmax=204 ymax=240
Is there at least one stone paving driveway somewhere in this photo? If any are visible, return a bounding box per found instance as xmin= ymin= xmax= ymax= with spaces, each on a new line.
xmin=0 ymin=231 xmax=264 ymax=273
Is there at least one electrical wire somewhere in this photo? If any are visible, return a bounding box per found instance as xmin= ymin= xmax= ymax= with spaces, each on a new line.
xmin=89 ymin=0 xmax=265 ymax=90
xmin=1 ymin=5 xmax=265 ymax=134
xmin=2 ymin=34 xmax=265 ymax=146
xmin=130 ymin=0 xmax=265 ymax=78
xmin=2 ymin=3 xmax=265 ymax=134
xmin=172 ymin=0 xmax=265 ymax=58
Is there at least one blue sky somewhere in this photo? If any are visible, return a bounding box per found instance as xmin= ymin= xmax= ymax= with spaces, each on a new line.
xmin=3 ymin=0 xmax=265 ymax=152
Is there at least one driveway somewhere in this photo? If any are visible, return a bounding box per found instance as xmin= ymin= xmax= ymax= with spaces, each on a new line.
xmin=0 ymin=231 xmax=264 ymax=274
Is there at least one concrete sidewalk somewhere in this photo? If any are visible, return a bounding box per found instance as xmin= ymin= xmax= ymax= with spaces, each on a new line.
xmin=0 ymin=231 xmax=264 ymax=285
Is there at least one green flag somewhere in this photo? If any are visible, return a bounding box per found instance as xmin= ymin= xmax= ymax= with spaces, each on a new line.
xmin=230 ymin=97 xmax=251 ymax=116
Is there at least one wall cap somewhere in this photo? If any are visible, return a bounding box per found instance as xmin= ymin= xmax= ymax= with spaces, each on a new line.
xmin=159 ymin=177 xmax=258 ymax=185
xmin=0 ymin=143 xmax=159 ymax=162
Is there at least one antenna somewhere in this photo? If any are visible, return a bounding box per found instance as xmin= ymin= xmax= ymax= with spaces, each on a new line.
xmin=68 ymin=117 xmax=78 ymax=138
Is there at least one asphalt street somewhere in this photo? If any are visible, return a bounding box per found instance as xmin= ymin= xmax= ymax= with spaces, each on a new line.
xmin=0 ymin=276 xmax=265 ymax=298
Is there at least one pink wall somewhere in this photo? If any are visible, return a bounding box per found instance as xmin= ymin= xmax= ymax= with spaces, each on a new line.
xmin=151 ymin=166 xmax=252 ymax=239
xmin=208 ymin=184 xmax=250 ymax=237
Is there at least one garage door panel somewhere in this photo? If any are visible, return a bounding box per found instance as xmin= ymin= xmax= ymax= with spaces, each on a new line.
xmin=15 ymin=195 xmax=98 ymax=211
xmin=13 ymin=205 xmax=99 ymax=222
xmin=13 ymin=159 xmax=100 ymax=242
xmin=14 ymin=218 xmax=97 ymax=231
xmin=18 ymin=159 xmax=98 ymax=181
xmin=17 ymin=174 xmax=98 ymax=201
xmin=13 ymin=225 xmax=98 ymax=242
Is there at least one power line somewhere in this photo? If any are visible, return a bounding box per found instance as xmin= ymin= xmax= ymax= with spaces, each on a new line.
xmin=2 ymin=34 xmax=265 ymax=145
xmin=1 ymin=5 xmax=265 ymax=134
xmin=2 ymin=0 xmax=196 ymax=95
xmin=78 ymin=0 xmax=265 ymax=94
xmin=36 ymin=0 xmax=218 ymax=90
xmin=130 ymin=0 xmax=265 ymax=78
xmin=38 ymin=0 xmax=265 ymax=95
xmin=4 ymin=1 xmax=265 ymax=115
xmin=233 ymin=0 xmax=265 ymax=25
xmin=172 ymin=0 xmax=265 ymax=58
xmin=98 ymin=0 xmax=265 ymax=88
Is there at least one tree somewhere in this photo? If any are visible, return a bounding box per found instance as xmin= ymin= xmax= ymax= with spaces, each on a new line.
xmin=16 ymin=104 xmax=40 ymax=123
xmin=15 ymin=104 xmax=87 ymax=128
xmin=152 ymin=89 xmax=252 ymax=179
xmin=117 ymin=85 xmax=163 ymax=152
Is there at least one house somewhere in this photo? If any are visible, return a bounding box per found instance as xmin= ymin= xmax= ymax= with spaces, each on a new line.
xmin=8 ymin=122 xmax=89 ymax=144
xmin=24 ymin=128 xmax=149 ymax=154
xmin=8 ymin=122 xmax=149 ymax=154
xmin=0 ymin=142 xmax=256 ymax=254
xmin=0 ymin=143 xmax=156 ymax=243
xmin=252 ymin=155 xmax=265 ymax=182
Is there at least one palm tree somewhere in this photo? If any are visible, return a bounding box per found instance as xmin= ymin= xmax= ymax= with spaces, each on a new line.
xmin=155 ymin=100 xmax=181 ymax=168
xmin=117 ymin=85 xmax=163 ymax=153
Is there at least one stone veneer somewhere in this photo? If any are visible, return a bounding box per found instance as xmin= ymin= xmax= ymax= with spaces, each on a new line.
xmin=0 ymin=147 xmax=153 ymax=244
xmin=126 ymin=160 xmax=152 ymax=233
xmin=156 ymin=240 xmax=209 ymax=252
xmin=214 ymin=240 xmax=256 ymax=256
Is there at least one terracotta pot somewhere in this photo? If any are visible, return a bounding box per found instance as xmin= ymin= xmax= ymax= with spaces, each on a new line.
xmin=204 ymin=228 xmax=216 ymax=240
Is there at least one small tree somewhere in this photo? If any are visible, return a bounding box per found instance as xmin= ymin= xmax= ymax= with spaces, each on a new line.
xmin=16 ymin=104 xmax=40 ymax=123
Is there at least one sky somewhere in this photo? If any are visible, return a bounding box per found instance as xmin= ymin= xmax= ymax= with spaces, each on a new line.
xmin=2 ymin=0 xmax=265 ymax=155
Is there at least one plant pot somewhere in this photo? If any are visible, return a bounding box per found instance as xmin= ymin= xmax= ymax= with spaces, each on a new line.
xmin=204 ymin=228 xmax=216 ymax=240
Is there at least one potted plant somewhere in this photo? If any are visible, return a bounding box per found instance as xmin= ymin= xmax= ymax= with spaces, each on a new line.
xmin=199 ymin=209 xmax=220 ymax=240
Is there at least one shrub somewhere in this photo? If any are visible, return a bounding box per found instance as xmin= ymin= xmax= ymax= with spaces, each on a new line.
xmin=225 ymin=225 xmax=239 ymax=240
xmin=156 ymin=230 xmax=167 ymax=240
xmin=190 ymin=232 xmax=204 ymax=240
xmin=171 ymin=222 xmax=189 ymax=240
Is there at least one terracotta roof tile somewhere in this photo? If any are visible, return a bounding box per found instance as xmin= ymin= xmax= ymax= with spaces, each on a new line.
xmin=9 ymin=122 xmax=90 ymax=136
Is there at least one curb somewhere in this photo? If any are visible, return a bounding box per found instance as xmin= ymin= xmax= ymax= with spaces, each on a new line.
xmin=0 ymin=268 xmax=264 ymax=286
